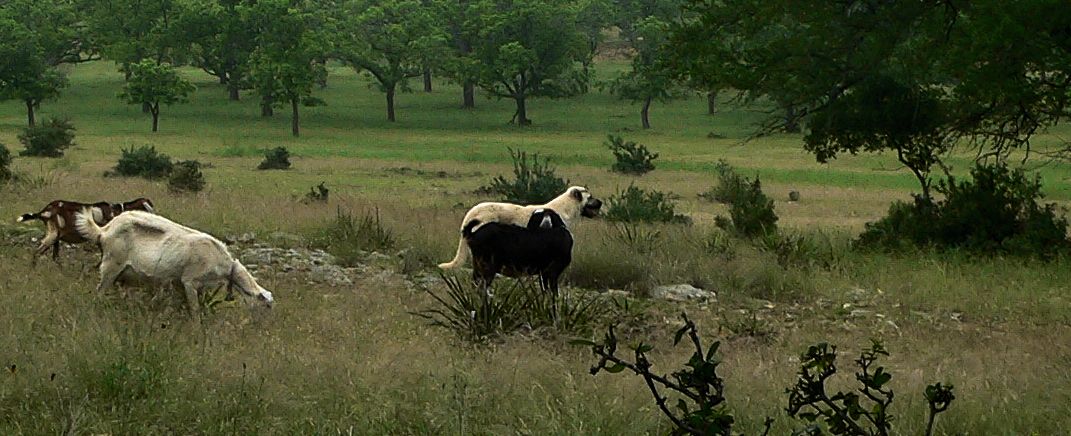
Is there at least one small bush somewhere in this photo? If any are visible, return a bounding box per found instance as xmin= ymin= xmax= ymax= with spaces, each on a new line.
xmin=605 ymin=184 xmax=689 ymax=224
xmin=858 ymin=163 xmax=1069 ymax=257
xmin=18 ymin=118 xmax=76 ymax=158
xmin=167 ymin=160 xmax=205 ymax=192
xmin=566 ymin=242 xmax=651 ymax=292
xmin=759 ymin=230 xmax=842 ymax=270
xmin=0 ymin=143 xmax=12 ymax=181
xmin=313 ymin=207 xmax=395 ymax=266
xmin=305 ymin=182 xmax=329 ymax=203
xmin=583 ymin=316 xmax=956 ymax=436
xmin=111 ymin=145 xmax=173 ymax=179
xmin=414 ymin=274 xmax=609 ymax=341
xmin=699 ymin=160 xmax=748 ymax=204
xmin=480 ymin=149 xmax=569 ymax=204
xmin=606 ymin=135 xmax=658 ymax=175
xmin=257 ymin=146 xmax=292 ymax=170
xmin=715 ymin=177 xmax=778 ymax=238
xmin=606 ymin=222 xmax=664 ymax=254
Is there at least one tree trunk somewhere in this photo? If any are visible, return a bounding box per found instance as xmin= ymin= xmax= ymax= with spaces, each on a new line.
xmin=462 ymin=81 xmax=475 ymax=109
xmin=423 ymin=68 xmax=432 ymax=92
xmin=386 ymin=85 xmax=396 ymax=122
xmin=151 ymin=106 xmax=160 ymax=132
xmin=783 ymin=105 xmax=801 ymax=133
xmin=228 ymin=75 xmax=240 ymax=101
xmin=25 ymin=100 xmax=35 ymax=127
xmin=514 ymin=96 xmax=530 ymax=126
xmin=641 ymin=96 xmax=652 ymax=129
xmin=707 ymin=91 xmax=717 ymax=115
xmin=291 ymin=98 xmax=300 ymax=137
xmin=261 ymin=95 xmax=274 ymax=117
xmin=219 ymin=73 xmax=228 ymax=85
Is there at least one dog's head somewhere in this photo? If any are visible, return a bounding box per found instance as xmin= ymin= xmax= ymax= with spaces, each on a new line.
xmin=568 ymin=186 xmax=602 ymax=218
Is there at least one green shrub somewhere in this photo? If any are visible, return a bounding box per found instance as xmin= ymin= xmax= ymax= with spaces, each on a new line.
xmin=257 ymin=146 xmax=292 ymax=170
xmin=305 ymin=182 xmax=329 ymax=203
xmin=414 ymin=274 xmax=609 ymax=341
xmin=606 ymin=134 xmax=658 ymax=175
xmin=699 ymin=160 xmax=748 ymax=204
xmin=480 ymin=149 xmax=569 ymax=204
xmin=313 ymin=208 xmax=395 ymax=266
xmin=111 ymin=145 xmax=173 ymax=179
xmin=0 ymin=143 xmax=12 ymax=181
xmin=18 ymin=118 xmax=75 ymax=158
xmin=605 ymin=184 xmax=689 ymax=224
xmin=715 ymin=177 xmax=778 ymax=238
xmin=167 ymin=160 xmax=205 ymax=192
xmin=583 ymin=316 xmax=956 ymax=436
xmin=858 ymin=163 xmax=1069 ymax=257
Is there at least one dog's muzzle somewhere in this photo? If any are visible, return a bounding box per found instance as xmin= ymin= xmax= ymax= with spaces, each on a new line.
xmin=581 ymin=198 xmax=603 ymax=218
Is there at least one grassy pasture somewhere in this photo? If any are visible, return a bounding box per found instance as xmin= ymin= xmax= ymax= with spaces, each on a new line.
xmin=0 ymin=60 xmax=1070 ymax=434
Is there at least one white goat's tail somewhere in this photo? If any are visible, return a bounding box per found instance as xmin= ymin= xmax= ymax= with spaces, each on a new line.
xmin=437 ymin=237 xmax=470 ymax=269
xmin=75 ymin=208 xmax=103 ymax=244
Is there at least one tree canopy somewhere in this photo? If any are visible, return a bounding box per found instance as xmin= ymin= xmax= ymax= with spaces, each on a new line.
xmin=467 ymin=0 xmax=590 ymax=125
xmin=668 ymin=0 xmax=1071 ymax=196
xmin=119 ymin=59 xmax=196 ymax=132
xmin=338 ymin=0 xmax=447 ymax=122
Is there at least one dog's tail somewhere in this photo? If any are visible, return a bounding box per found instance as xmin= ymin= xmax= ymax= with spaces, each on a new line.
xmin=75 ymin=208 xmax=103 ymax=244
xmin=16 ymin=212 xmax=39 ymax=223
xmin=438 ymin=222 xmax=477 ymax=269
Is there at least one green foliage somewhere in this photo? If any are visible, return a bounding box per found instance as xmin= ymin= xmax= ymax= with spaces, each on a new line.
xmin=172 ymin=0 xmax=258 ymax=99
xmin=605 ymin=184 xmax=689 ymax=224
xmin=257 ymin=146 xmax=292 ymax=170
xmin=168 ymin=160 xmax=206 ymax=193
xmin=0 ymin=143 xmax=12 ymax=181
xmin=82 ymin=0 xmax=179 ymax=70
xmin=708 ymin=165 xmax=777 ymax=238
xmin=481 ymin=149 xmax=569 ymax=204
xmin=0 ymin=1 xmax=78 ymax=125
xmin=586 ymin=313 xmax=746 ymax=436
xmin=17 ymin=118 xmax=75 ymax=158
xmin=758 ymin=231 xmax=843 ymax=271
xmin=606 ymin=135 xmax=658 ymax=175
xmin=607 ymin=12 xmax=684 ymax=128
xmin=337 ymin=0 xmax=448 ymax=121
xmin=305 ymin=181 xmax=329 ymax=203
xmin=245 ymin=0 xmax=328 ymax=136
xmin=667 ymin=1 xmax=1071 ymax=192
xmin=111 ymin=145 xmax=173 ymax=179
xmin=414 ymin=274 xmax=609 ymax=341
xmin=699 ymin=160 xmax=748 ymax=204
xmin=119 ymin=60 xmax=196 ymax=132
xmin=466 ymin=0 xmax=590 ymax=124
xmin=314 ymin=207 xmax=396 ymax=267
xmin=586 ymin=317 xmax=956 ymax=436
xmin=858 ymin=164 xmax=1070 ymax=258
xmin=787 ymin=341 xmax=955 ymax=436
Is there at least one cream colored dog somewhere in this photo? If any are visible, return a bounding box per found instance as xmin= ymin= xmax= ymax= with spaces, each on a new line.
xmin=438 ymin=186 xmax=602 ymax=269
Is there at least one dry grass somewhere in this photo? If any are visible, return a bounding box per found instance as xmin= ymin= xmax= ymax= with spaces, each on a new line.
xmin=1 ymin=60 xmax=1070 ymax=434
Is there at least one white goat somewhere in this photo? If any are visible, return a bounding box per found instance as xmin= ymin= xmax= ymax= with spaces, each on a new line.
xmin=75 ymin=210 xmax=274 ymax=321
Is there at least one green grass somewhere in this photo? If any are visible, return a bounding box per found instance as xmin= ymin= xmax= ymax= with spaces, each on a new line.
xmin=0 ymin=60 xmax=1070 ymax=434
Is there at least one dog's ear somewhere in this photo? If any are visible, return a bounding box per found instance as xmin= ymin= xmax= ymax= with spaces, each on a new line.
xmin=571 ymin=188 xmax=583 ymax=201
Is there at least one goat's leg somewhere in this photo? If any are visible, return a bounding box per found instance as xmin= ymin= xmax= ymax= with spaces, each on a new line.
xmin=181 ymin=279 xmax=202 ymax=324
xmin=96 ymin=261 xmax=125 ymax=293
xmin=31 ymin=232 xmax=58 ymax=267
xmin=51 ymin=240 xmax=60 ymax=261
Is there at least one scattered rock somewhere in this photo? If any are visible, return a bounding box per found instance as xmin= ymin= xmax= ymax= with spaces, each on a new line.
xmin=650 ymin=284 xmax=716 ymax=302
xmin=788 ymin=191 xmax=800 ymax=202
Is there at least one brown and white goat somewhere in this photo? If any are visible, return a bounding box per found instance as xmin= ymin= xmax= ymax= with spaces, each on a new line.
xmin=16 ymin=198 xmax=155 ymax=263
